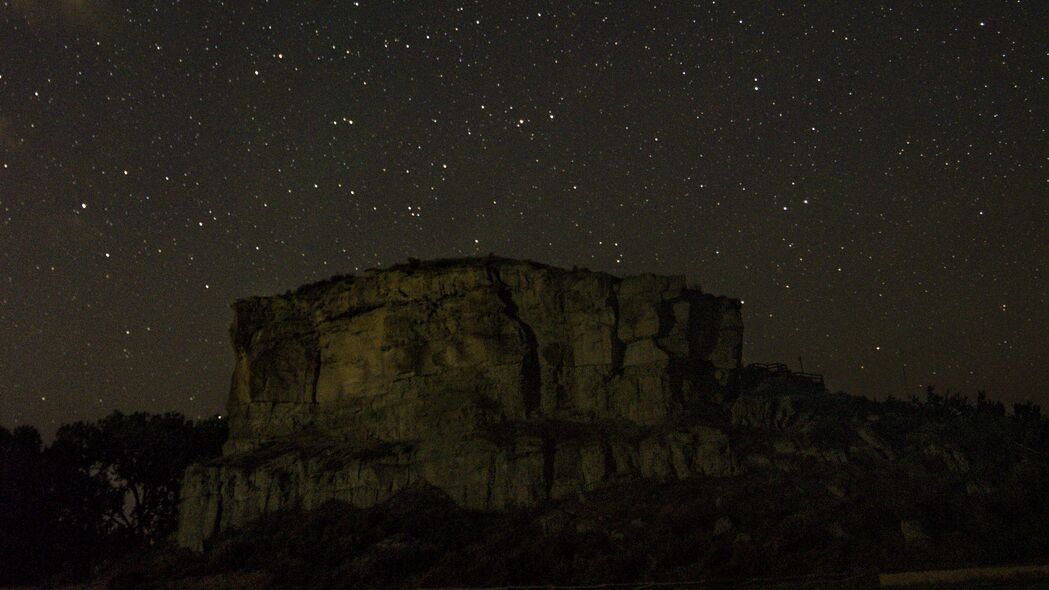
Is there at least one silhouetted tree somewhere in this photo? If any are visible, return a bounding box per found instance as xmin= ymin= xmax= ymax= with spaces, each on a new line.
xmin=52 ymin=412 xmax=227 ymax=544
xmin=1013 ymin=401 xmax=1042 ymax=421
xmin=0 ymin=425 xmax=48 ymax=584
xmin=1 ymin=425 xmax=112 ymax=585
xmin=976 ymin=390 xmax=1006 ymax=416
xmin=0 ymin=412 xmax=227 ymax=585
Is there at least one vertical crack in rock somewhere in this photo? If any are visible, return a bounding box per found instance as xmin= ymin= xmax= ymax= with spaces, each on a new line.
xmin=550 ymin=281 xmax=569 ymax=411
xmin=551 ymin=353 xmax=566 ymax=411
xmin=601 ymin=439 xmax=617 ymax=481
xmin=487 ymin=264 xmax=542 ymax=418
xmin=310 ymin=347 xmax=321 ymax=404
xmin=684 ymin=292 xmax=706 ymax=362
xmin=485 ymin=454 xmax=496 ymax=508
xmin=542 ymin=432 xmax=557 ymax=500
xmin=209 ymin=484 xmax=224 ymax=542
xmin=656 ymin=300 xmax=686 ymax=406
xmin=607 ymin=287 xmax=626 ymax=375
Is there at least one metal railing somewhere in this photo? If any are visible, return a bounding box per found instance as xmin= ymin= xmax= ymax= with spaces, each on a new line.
xmin=744 ymin=363 xmax=825 ymax=388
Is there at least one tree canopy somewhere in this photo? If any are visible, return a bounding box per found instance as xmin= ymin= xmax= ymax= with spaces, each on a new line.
xmin=0 ymin=412 xmax=226 ymax=586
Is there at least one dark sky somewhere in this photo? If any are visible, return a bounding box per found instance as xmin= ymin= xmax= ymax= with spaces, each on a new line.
xmin=2 ymin=1 xmax=1047 ymax=432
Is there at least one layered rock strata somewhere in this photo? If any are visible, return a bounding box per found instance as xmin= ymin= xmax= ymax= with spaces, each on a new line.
xmin=177 ymin=258 xmax=743 ymax=550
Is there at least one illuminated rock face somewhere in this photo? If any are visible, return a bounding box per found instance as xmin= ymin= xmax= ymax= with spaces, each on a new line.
xmin=176 ymin=258 xmax=742 ymax=550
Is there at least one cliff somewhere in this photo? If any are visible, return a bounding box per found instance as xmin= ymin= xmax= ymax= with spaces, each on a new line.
xmin=176 ymin=257 xmax=744 ymax=550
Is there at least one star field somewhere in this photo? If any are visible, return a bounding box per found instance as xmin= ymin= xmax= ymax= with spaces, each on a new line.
xmin=1 ymin=2 xmax=1047 ymax=432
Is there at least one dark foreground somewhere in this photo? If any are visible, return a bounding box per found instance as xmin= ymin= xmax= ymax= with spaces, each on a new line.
xmin=8 ymin=378 xmax=1049 ymax=588
xmin=94 ymin=380 xmax=1049 ymax=589
xmin=108 ymin=472 xmax=1049 ymax=590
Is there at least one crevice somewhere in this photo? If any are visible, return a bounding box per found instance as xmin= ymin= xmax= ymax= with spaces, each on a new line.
xmin=542 ymin=433 xmax=557 ymax=500
xmin=485 ymin=454 xmax=495 ymax=508
xmin=687 ymin=293 xmax=718 ymax=360
xmin=656 ymin=298 xmax=677 ymax=338
xmin=607 ymin=287 xmax=625 ymax=376
xmin=666 ymin=359 xmax=686 ymax=409
xmin=487 ymin=264 xmax=542 ymax=418
xmin=553 ymin=277 xmax=569 ymax=411
xmin=601 ymin=439 xmax=617 ymax=481
xmin=326 ymin=303 xmax=384 ymax=324
xmin=551 ymin=355 xmax=566 ymax=411
xmin=653 ymin=299 xmax=686 ymax=407
xmin=209 ymin=483 xmax=224 ymax=542
xmin=310 ymin=346 xmax=322 ymax=404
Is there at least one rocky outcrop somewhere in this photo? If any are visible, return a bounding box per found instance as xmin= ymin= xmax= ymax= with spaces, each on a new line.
xmin=159 ymin=258 xmax=1049 ymax=586
xmin=177 ymin=258 xmax=743 ymax=550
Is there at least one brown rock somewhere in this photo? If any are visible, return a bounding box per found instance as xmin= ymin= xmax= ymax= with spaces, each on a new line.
xmin=176 ymin=258 xmax=743 ymax=550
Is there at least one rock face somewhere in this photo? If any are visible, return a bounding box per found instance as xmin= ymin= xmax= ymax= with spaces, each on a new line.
xmin=176 ymin=258 xmax=743 ymax=550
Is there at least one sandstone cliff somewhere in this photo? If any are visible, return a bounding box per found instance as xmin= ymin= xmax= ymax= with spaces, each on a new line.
xmin=177 ymin=258 xmax=743 ymax=550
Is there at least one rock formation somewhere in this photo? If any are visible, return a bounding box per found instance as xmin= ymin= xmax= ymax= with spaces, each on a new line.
xmin=176 ymin=257 xmax=743 ymax=550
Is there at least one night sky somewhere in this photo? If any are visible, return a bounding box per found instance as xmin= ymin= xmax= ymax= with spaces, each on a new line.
xmin=2 ymin=2 xmax=1047 ymax=433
